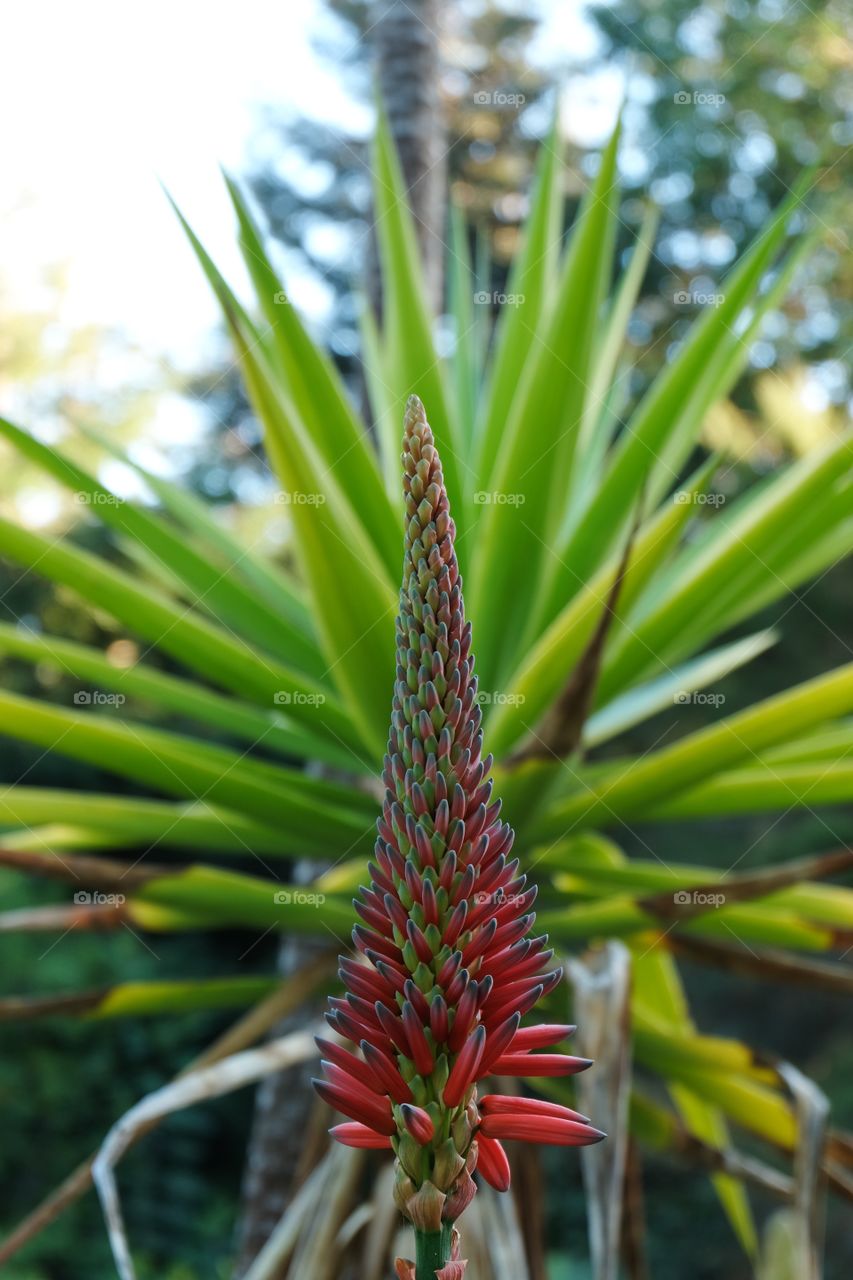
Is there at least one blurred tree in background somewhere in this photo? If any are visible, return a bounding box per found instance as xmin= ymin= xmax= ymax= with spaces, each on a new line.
xmin=246 ymin=0 xmax=553 ymax=346
xmin=205 ymin=0 xmax=852 ymax=497
xmin=589 ymin=0 xmax=853 ymax=428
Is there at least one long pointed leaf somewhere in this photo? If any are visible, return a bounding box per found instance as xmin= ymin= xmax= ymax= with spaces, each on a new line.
xmin=372 ymin=103 xmax=462 ymax=514
xmin=0 ymin=513 xmax=360 ymax=747
xmin=224 ymin=174 xmax=400 ymax=577
xmin=0 ymin=622 xmax=366 ymax=772
xmin=0 ymin=689 xmax=375 ymax=853
xmin=468 ymin=123 xmax=622 ymax=688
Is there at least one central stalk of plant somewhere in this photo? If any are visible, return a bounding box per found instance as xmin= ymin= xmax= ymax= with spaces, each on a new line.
xmin=415 ymin=1224 xmax=452 ymax=1279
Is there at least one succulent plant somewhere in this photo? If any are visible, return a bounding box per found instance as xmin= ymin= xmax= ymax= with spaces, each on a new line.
xmin=315 ymin=397 xmax=604 ymax=1278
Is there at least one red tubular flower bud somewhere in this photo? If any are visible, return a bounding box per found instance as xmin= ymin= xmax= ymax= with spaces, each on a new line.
xmin=444 ymin=1025 xmax=486 ymax=1107
xmin=484 ymin=970 xmax=562 ymax=1021
xmin=478 ymin=1012 xmax=521 ymax=1074
xmin=402 ymin=1001 xmax=435 ymax=1075
xmin=509 ymin=1024 xmax=576 ymax=1052
xmin=443 ymin=899 xmax=468 ymax=947
xmin=451 ymin=864 xmax=476 ymax=906
xmin=479 ymin=1095 xmax=590 ymax=1125
xmin=406 ymin=918 xmax=434 ymax=964
xmin=404 ymin=859 xmax=423 ymax=903
xmin=315 ymin=1035 xmax=359 ymax=1071
xmin=488 ymin=1053 xmax=594 ymax=1077
xmin=479 ymin=939 xmax=530 ymax=977
xmin=447 ymin=981 xmax=479 ymax=1052
xmin=331 ymin=1122 xmax=394 ymax=1149
xmin=354 ymin=898 xmax=396 ymax=936
xmin=438 ymin=847 xmax=456 ymax=889
xmin=322 ymin=1061 xmax=371 ymax=1096
xmin=484 ymin=946 xmax=554 ymax=983
xmin=328 ymin=998 xmax=377 ymax=1042
xmin=375 ymin=1002 xmax=412 ymax=1058
xmin=353 ymin=925 xmax=401 ymax=964
xmin=444 ymin=966 xmax=469 ymax=1008
xmin=421 ymin=876 xmax=439 ymax=925
xmin=345 ymin=994 xmax=386 ymax=1032
xmin=314 ymin=1039 xmax=389 ymax=1099
xmin=479 ymin=1113 xmax=606 ymax=1145
xmin=463 ymin=833 xmax=488 ymax=868
xmin=430 ymin=995 xmax=450 ymax=1044
xmin=338 ymin=960 xmax=389 ymax=1004
xmin=360 ymin=1041 xmax=413 ymax=1104
xmin=465 ymin=803 xmax=488 ymax=842
xmin=461 ymin=917 xmax=497 ymax=966
xmin=437 ymin=950 xmax=463 ymax=988
xmin=375 ymin=959 xmax=407 ymax=997
xmin=401 ymin=1103 xmax=436 ymax=1145
xmin=368 ymin=862 xmax=396 ymax=899
xmin=476 ymin=1134 xmax=511 ymax=1192
xmin=313 ymin=1078 xmax=396 ymax=1135
xmin=484 ymin=969 xmax=549 ymax=1005
xmin=470 ymin=855 xmax=508 ymax=900
xmin=484 ymin=982 xmax=544 ymax=1027
xmin=415 ymin=824 xmax=437 ymax=868
xmin=475 ymin=975 xmax=493 ymax=1006
xmin=384 ymin=891 xmax=410 ymax=936
xmin=487 ymin=912 xmax=534 ymax=953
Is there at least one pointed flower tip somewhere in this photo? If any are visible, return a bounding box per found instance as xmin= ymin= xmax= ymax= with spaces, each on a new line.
xmin=329 ymin=1121 xmax=393 ymax=1149
xmin=405 ymin=393 xmax=426 ymax=425
xmin=401 ymin=1102 xmax=436 ymax=1145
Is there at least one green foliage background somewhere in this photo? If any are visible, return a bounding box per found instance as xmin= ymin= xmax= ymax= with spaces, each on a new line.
xmin=1 ymin=3 xmax=852 ymax=1278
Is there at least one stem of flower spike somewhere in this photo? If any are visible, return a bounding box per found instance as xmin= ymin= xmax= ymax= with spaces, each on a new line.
xmin=414 ymin=1224 xmax=452 ymax=1278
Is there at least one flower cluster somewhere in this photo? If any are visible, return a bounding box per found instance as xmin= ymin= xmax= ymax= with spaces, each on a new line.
xmin=315 ymin=397 xmax=603 ymax=1277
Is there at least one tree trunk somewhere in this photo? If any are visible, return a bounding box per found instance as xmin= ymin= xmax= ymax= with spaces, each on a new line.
xmin=371 ymin=0 xmax=447 ymax=317
xmin=232 ymin=865 xmax=329 ymax=1279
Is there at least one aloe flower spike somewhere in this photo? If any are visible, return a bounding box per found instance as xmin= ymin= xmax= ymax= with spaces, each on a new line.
xmin=316 ymin=396 xmax=603 ymax=1279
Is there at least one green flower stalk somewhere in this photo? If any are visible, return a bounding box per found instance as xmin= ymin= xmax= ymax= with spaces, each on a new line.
xmin=314 ymin=397 xmax=603 ymax=1278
